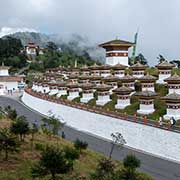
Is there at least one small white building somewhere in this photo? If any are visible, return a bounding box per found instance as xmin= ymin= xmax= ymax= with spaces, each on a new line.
xmin=80 ymin=65 xmax=90 ymax=76
xmin=112 ymin=63 xmax=127 ymax=78
xmin=90 ymin=64 xmax=101 ymax=76
xmin=56 ymin=82 xmax=67 ymax=97
xmin=136 ymin=91 xmax=157 ymax=115
xmin=99 ymin=64 xmax=111 ymax=77
xmin=113 ymin=86 xmax=133 ymax=109
xmin=103 ymin=75 xmax=119 ymax=94
xmin=156 ymin=61 xmax=175 ymax=84
xmin=89 ymin=76 xmax=102 ymax=86
xmin=119 ymin=73 xmax=136 ymax=90
xmin=0 ymin=64 xmax=24 ymax=95
xmin=138 ymin=73 xmax=157 ymax=92
xmin=80 ymin=83 xmax=94 ymax=103
xmin=164 ymin=73 xmax=180 ymax=94
xmin=96 ymin=84 xmax=111 ymax=106
xmin=162 ymin=93 xmax=180 ymax=121
xmin=67 ymin=83 xmax=79 ymax=101
xmin=129 ymin=62 xmax=147 ymax=78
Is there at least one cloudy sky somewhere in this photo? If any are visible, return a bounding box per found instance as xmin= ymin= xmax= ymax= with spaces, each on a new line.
xmin=0 ymin=0 xmax=180 ymax=65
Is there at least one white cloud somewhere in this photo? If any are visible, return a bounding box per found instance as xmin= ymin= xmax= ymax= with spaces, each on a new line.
xmin=0 ymin=27 xmax=38 ymax=38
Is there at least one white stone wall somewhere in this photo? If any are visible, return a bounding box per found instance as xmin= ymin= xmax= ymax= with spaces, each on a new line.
xmin=169 ymin=88 xmax=180 ymax=94
xmin=106 ymin=56 xmax=129 ymax=66
xmin=137 ymin=104 xmax=155 ymax=114
xmin=164 ymin=108 xmax=180 ymax=120
xmin=157 ymin=74 xmax=170 ymax=84
xmin=4 ymin=81 xmax=18 ymax=91
xmin=0 ymin=69 xmax=9 ymax=76
xmin=142 ymin=87 xmax=154 ymax=92
xmin=49 ymin=89 xmax=58 ymax=96
xmin=22 ymin=91 xmax=180 ymax=163
xmin=81 ymin=93 xmax=94 ymax=103
xmin=67 ymin=91 xmax=79 ymax=100
xmin=115 ymin=99 xmax=130 ymax=109
xmin=56 ymin=90 xmax=67 ymax=97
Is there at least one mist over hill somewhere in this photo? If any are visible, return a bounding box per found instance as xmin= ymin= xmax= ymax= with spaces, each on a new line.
xmin=3 ymin=32 xmax=105 ymax=63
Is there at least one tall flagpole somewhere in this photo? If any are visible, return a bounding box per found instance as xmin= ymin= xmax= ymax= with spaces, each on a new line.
xmin=131 ymin=29 xmax=139 ymax=64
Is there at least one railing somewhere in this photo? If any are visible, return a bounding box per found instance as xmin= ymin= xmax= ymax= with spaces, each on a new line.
xmin=24 ymin=88 xmax=180 ymax=133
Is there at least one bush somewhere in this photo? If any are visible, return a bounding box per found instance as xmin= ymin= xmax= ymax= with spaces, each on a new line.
xmin=64 ymin=146 xmax=80 ymax=160
xmin=35 ymin=143 xmax=45 ymax=151
xmin=122 ymin=154 xmax=141 ymax=180
xmin=10 ymin=116 xmax=30 ymax=141
xmin=31 ymin=146 xmax=74 ymax=180
xmin=4 ymin=106 xmax=17 ymax=120
xmin=74 ymin=139 xmax=88 ymax=152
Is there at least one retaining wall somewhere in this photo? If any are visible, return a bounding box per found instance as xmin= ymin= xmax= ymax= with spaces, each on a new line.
xmin=22 ymin=91 xmax=180 ymax=163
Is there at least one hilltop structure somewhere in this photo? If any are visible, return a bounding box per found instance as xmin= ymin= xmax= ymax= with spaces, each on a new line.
xmin=99 ymin=39 xmax=134 ymax=66
xmin=25 ymin=42 xmax=44 ymax=58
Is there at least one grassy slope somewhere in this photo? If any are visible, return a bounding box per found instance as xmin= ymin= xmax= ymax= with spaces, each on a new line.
xmin=0 ymin=118 xmax=154 ymax=180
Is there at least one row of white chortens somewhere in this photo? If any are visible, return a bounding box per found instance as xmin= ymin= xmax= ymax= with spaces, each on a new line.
xmin=30 ymin=59 xmax=180 ymax=121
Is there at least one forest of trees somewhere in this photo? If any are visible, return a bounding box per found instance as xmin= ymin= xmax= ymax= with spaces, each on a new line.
xmin=0 ymin=38 xmax=97 ymax=73
xmin=0 ymin=36 xmax=27 ymax=68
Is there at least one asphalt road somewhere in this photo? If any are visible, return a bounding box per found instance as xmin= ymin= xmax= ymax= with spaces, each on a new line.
xmin=0 ymin=96 xmax=180 ymax=180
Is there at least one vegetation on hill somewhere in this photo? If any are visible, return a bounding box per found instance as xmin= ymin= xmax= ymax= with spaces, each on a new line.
xmin=0 ymin=36 xmax=99 ymax=74
xmin=30 ymin=42 xmax=98 ymax=72
xmin=0 ymin=36 xmax=27 ymax=69
xmin=0 ymin=107 xmax=154 ymax=180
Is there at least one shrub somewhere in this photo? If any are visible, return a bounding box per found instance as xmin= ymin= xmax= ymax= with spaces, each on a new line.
xmin=64 ymin=146 xmax=80 ymax=160
xmin=35 ymin=143 xmax=45 ymax=151
xmin=74 ymin=139 xmax=88 ymax=152
xmin=122 ymin=154 xmax=141 ymax=180
xmin=31 ymin=146 xmax=74 ymax=180
xmin=10 ymin=116 xmax=30 ymax=141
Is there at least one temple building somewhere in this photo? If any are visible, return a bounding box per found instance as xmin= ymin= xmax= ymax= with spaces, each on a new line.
xmin=164 ymin=73 xmax=180 ymax=94
xmin=99 ymin=64 xmax=111 ymax=77
xmin=113 ymin=86 xmax=133 ymax=109
xmin=80 ymin=83 xmax=95 ymax=103
xmin=156 ymin=61 xmax=175 ymax=84
xmin=96 ymin=83 xmax=111 ymax=106
xmin=99 ymin=39 xmax=134 ymax=66
xmin=136 ymin=90 xmax=157 ymax=114
xmin=119 ymin=73 xmax=136 ymax=90
xmin=25 ymin=42 xmax=38 ymax=55
xmin=67 ymin=83 xmax=79 ymax=100
xmin=138 ymin=73 xmax=157 ymax=92
xmin=162 ymin=93 xmax=180 ymax=120
xmin=112 ymin=63 xmax=127 ymax=78
xmin=129 ymin=62 xmax=147 ymax=78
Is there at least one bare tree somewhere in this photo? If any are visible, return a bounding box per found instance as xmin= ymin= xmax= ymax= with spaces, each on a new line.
xmin=109 ymin=132 xmax=126 ymax=159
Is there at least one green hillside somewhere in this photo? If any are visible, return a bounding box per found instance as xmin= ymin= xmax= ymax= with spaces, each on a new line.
xmin=0 ymin=115 xmax=154 ymax=180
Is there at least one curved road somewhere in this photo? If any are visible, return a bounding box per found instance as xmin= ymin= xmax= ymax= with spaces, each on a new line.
xmin=0 ymin=96 xmax=180 ymax=180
